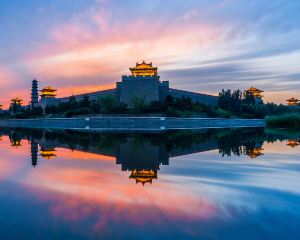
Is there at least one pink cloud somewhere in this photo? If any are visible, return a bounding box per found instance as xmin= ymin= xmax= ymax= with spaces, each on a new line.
xmin=21 ymin=5 xmax=221 ymax=97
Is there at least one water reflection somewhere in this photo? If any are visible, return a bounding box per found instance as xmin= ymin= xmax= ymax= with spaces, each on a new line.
xmin=0 ymin=127 xmax=300 ymax=239
xmin=2 ymin=127 xmax=300 ymax=185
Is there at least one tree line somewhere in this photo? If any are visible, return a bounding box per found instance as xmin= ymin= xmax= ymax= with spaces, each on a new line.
xmin=1 ymin=89 xmax=299 ymax=119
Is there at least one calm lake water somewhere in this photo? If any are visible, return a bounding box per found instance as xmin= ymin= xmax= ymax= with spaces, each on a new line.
xmin=0 ymin=127 xmax=299 ymax=239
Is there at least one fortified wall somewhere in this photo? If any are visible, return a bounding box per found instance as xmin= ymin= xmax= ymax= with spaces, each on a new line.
xmin=35 ymin=61 xmax=218 ymax=108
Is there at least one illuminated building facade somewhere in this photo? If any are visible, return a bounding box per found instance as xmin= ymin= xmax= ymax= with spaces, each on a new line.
xmin=245 ymin=87 xmax=264 ymax=104
xmin=116 ymin=61 xmax=169 ymax=107
xmin=39 ymin=86 xmax=58 ymax=109
xmin=129 ymin=61 xmax=158 ymax=76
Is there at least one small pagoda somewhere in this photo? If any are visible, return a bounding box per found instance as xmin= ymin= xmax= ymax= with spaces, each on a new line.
xmin=129 ymin=169 xmax=157 ymax=186
xmin=11 ymin=139 xmax=22 ymax=148
xmin=129 ymin=61 xmax=158 ymax=77
xmin=245 ymin=87 xmax=264 ymax=104
xmin=245 ymin=147 xmax=264 ymax=159
xmin=0 ymin=104 xmax=3 ymax=110
xmin=40 ymin=148 xmax=57 ymax=160
xmin=286 ymin=97 xmax=299 ymax=107
xmin=40 ymin=86 xmax=57 ymax=99
xmin=286 ymin=140 xmax=300 ymax=148
xmin=11 ymin=97 xmax=23 ymax=105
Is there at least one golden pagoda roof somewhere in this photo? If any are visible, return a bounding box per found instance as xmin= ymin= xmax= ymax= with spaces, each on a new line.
xmin=40 ymin=149 xmax=57 ymax=160
xmin=129 ymin=61 xmax=158 ymax=77
xmin=129 ymin=169 xmax=157 ymax=185
xmin=245 ymin=147 xmax=264 ymax=159
xmin=11 ymin=140 xmax=22 ymax=148
xmin=40 ymin=86 xmax=57 ymax=97
xmin=245 ymin=87 xmax=264 ymax=93
xmin=41 ymin=86 xmax=57 ymax=92
xmin=286 ymin=97 xmax=299 ymax=102
xmin=286 ymin=140 xmax=300 ymax=148
xmin=11 ymin=97 xmax=23 ymax=103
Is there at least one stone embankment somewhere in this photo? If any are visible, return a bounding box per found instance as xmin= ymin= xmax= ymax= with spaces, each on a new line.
xmin=0 ymin=117 xmax=265 ymax=132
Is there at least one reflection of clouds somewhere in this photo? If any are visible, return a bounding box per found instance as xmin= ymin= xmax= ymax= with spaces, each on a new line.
xmin=0 ymin=131 xmax=300 ymax=237
xmin=0 ymin=137 xmax=31 ymax=181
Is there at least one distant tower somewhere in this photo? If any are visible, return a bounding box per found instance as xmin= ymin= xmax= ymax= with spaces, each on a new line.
xmin=39 ymin=86 xmax=58 ymax=110
xmin=31 ymin=79 xmax=39 ymax=108
xmin=286 ymin=97 xmax=299 ymax=107
xmin=244 ymin=87 xmax=264 ymax=104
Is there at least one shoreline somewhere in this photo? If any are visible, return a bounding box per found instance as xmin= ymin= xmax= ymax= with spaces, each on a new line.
xmin=0 ymin=117 xmax=266 ymax=132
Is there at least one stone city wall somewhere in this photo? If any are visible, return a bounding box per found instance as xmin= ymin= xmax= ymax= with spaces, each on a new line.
xmin=57 ymin=89 xmax=116 ymax=103
xmin=168 ymin=88 xmax=218 ymax=106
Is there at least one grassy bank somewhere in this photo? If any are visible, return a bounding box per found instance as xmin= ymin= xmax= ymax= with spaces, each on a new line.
xmin=266 ymin=113 xmax=300 ymax=129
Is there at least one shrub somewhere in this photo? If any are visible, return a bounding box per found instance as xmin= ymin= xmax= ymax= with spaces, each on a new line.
xmin=266 ymin=113 xmax=300 ymax=129
xmin=215 ymin=108 xmax=232 ymax=118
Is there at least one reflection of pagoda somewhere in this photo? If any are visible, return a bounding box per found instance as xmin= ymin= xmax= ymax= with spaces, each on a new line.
xmin=245 ymin=87 xmax=264 ymax=104
xmin=129 ymin=169 xmax=157 ymax=185
xmin=31 ymin=140 xmax=38 ymax=167
xmin=245 ymin=147 xmax=264 ymax=159
xmin=116 ymin=138 xmax=169 ymax=186
xmin=286 ymin=139 xmax=300 ymax=148
xmin=10 ymin=139 xmax=22 ymax=148
xmin=40 ymin=148 xmax=57 ymax=160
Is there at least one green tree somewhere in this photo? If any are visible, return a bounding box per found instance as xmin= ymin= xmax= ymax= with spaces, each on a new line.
xmin=99 ymin=95 xmax=117 ymax=113
xmin=131 ymin=96 xmax=145 ymax=113
xmin=80 ymin=94 xmax=90 ymax=108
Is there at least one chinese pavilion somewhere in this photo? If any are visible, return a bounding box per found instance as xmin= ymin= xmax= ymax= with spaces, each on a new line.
xmin=11 ymin=139 xmax=22 ymax=148
xmin=11 ymin=97 xmax=23 ymax=105
xmin=286 ymin=97 xmax=299 ymax=107
xmin=129 ymin=61 xmax=158 ymax=77
xmin=40 ymin=86 xmax=58 ymax=109
xmin=245 ymin=147 xmax=264 ymax=159
xmin=116 ymin=61 xmax=169 ymax=107
xmin=40 ymin=86 xmax=57 ymax=99
xmin=286 ymin=139 xmax=300 ymax=148
xmin=129 ymin=169 xmax=157 ymax=185
xmin=245 ymin=87 xmax=264 ymax=104
xmin=40 ymin=148 xmax=57 ymax=160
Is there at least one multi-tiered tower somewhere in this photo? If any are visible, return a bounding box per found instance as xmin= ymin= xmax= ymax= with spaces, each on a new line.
xmin=116 ymin=61 xmax=169 ymax=107
xmin=31 ymin=79 xmax=39 ymax=109
xmin=245 ymin=87 xmax=264 ymax=104
xmin=39 ymin=86 xmax=57 ymax=109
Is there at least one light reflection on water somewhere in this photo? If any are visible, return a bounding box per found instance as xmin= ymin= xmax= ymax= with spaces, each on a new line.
xmin=0 ymin=128 xmax=299 ymax=239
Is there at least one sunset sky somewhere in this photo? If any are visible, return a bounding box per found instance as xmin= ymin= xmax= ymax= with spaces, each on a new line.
xmin=0 ymin=0 xmax=299 ymax=107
